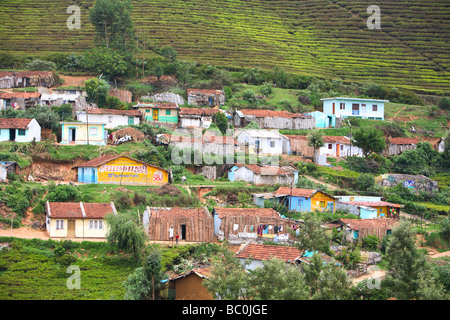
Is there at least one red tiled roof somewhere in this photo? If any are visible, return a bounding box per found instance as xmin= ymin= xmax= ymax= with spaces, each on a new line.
xmin=83 ymin=108 xmax=140 ymax=116
xmin=179 ymin=107 xmax=219 ymax=116
xmin=170 ymin=267 xmax=213 ymax=280
xmin=285 ymin=135 xmax=308 ymax=141
xmin=47 ymin=202 xmax=115 ymax=219
xmin=0 ymin=118 xmax=33 ymax=129
xmin=187 ymin=89 xmax=224 ymax=96
xmin=275 ymin=187 xmax=317 ymax=198
xmin=146 ymin=207 xmax=211 ymax=219
xmin=0 ymin=92 xmax=41 ymax=99
xmin=235 ymin=164 xmax=296 ymax=176
xmin=340 ymin=201 xmax=403 ymax=208
xmin=239 ymin=109 xmax=311 ymax=119
xmin=236 ymin=244 xmax=302 ymax=263
xmin=323 ymin=136 xmax=351 ymax=144
xmin=339 ymin=218 xmax=398 ymax=231
xmin=214 ymin=207 xmax=279 ymax=219
xmin=389 ymin=137 xmax=420 ymax=145
xmin=0 ymin=71 xmax=15 ymax=78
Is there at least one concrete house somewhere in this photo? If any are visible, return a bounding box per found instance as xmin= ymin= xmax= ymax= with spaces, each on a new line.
xmin=321 ymin=97 xmax=388 ymax=120
xmin=306 ymin=110 xmax=336 ymax=128
xmin=336 ymin=200 xmax=402 ymax=219
xmin=227 ymin=164 xmax=298 ymax=186
xmin=45 ymin=201 xmax=117 ymax=239
xmin=73 ymin=155 xmax=169 ymax=185
xmin=319 ymin=136 xmax=363 ymax=157
xmin=233 ymin=109 xmax=315 ymax=130
xmin=234 ymin=129 xmax=290 ymax=155
xmin=76 ymin=108 xmax=141 ymax=129
xmin=178 ymin=107 xmax=219 ymax=128
xmin=60 ymin=121 xmax=107 ymax=145
xmin=134 ymin=102 xmax=179 ymax=125
xmin=142 ymin=207 xmax=214 ymax=242
xmin=186 ymin=89 xmax=225 ymax=107
xmin=385 ymin=137 xmax=420 ymax=156
xmin=274 ymin=187 xmax=336 ymax=213
xmin=0 ymin=118 xmax=41 ymax=142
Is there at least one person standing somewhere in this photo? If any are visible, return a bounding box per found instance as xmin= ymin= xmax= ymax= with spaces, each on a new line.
xmin=175 ymin=232 xmax=179 ymax=245
xmin=169 ymin=226 xmax=174 ymax=245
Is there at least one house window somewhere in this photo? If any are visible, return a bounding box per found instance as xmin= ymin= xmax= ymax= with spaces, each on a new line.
xmin=352 ymin=104 xmax=359 ymax=110
xmin=340 ymin=103 xmax=345 ymax=110
xmin=90 ymin=127 xmax=98 ymax=135
xmin=340 ymin=145 xmax=344 ymax=151
xmin=372 ymin=105 xmax=378 ymax=111
xmin=328 ymin=144 xmax=332 ymax=149
xmin=166 ymin=110 xmax=171 ymax=115
xmin=108 ymin=116 xmax=113 ymax=123
xmin=145 ymin=109 xmax=150 ymax=113
xmin=320 ymin=201 xmax=326 ymax=207
xmin=56 ymin=220 xmax=64 ymax=230
xmin=18 ymin=129 xmax=26 ymax=136
xmin=270 ymin=140 xmax=275 ymax=148
xmin=89 ymin=220 xmax=103 ymax=230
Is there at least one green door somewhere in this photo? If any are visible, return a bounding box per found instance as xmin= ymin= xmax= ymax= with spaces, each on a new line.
xmin=128 ymin=116 xmax=134 ymax=125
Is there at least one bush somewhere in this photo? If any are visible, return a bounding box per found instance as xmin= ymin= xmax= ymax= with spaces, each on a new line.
xmin=113 ymin=191 xmax=133 ymax=211
xmin=25 ymin=59 xmax=57 ymax=71
xmin=437 ymin=97 xmax=450 ymax=110
xmin=356 ymin=173 xmax=375 ymax=192
xmin=361 ymin=235 xmax=380 ymax=252
xmin=46 ymin=185 xmax=80 ymax=202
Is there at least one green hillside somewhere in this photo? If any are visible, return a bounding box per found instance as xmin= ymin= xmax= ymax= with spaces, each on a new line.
xmin=1 ymin=0 xmax=449 ymax=93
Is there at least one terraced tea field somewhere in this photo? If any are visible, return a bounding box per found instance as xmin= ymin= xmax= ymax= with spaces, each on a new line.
xmin=1 ymin=0 xmax=449 ymax=93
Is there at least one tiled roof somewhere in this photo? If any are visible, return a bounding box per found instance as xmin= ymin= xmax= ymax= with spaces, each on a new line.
xmin=339 ymin=218 xmax=398 ymax=231
xmin=146 ymin=207 xmax=211 ymax=219
xmin=214 ymin=207 xmax=279 ymax=219
xmin=0 ymin=71 xmax=15 ymax=77
xmin=46 ymin=202 xmax=115 ymax=219
xmin=235 ymin=164 xmax=296 ymax=176
xmin=82 ymin=108 xmax=140 ymax=116
xmin=187 ymin=89 xmax=224 ymax=96
xmin=236 ymin=243 xmax=302 ymax=263
xmin=15 ymin=71 xmax=54 ymax=77
xmin=389 ymin=137 xmax=420 ymax=145
xmin=323 ymin=136 xmax=351 ymax=144
xmin=239 ymin=109 xmax=311 ymax=119
xmin=0 ymin=118 xmax=33 ymax=129
xmin=74 ymin=154 xmax=121 ymax=168
xmin=340 ymin=201 xmax=403 ymax=208
xmin=179 ymin=107 xmax=219 ymax=116
xmin=285 ymin=135 xmax=308 ymax=141
xmin=275 ymin=187 xmax=318 ymax=198
xmin=170 ymin=267 xmax=213 ymax=280
xmin=0 ymin=92 xmax=41 ymax=99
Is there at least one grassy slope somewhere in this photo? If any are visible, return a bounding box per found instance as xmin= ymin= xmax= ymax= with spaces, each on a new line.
xmin=0 ymin=0 xmax=449 ymax=93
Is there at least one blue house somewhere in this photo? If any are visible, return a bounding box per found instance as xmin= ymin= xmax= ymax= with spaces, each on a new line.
xmin=321 ymin=97 xmax=388 ymax=120
xmin=306 ymin=111 xmax=336 ymax=128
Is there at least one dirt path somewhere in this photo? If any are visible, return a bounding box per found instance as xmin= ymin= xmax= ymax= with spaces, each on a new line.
xmin=352 ymin=269 xmax=386 ymax=285
xmin=54 ymin=75 xmax=94 ymax=88
xmin=303 ymin=175 xmax=338 ymax=190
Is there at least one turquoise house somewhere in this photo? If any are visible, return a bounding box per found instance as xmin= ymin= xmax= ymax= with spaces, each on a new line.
xmin=306 ymin=111 xmax=336 ymax=128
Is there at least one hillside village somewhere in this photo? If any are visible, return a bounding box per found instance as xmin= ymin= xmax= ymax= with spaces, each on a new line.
xmin=0 ymin=0 xmax=449 ymax=303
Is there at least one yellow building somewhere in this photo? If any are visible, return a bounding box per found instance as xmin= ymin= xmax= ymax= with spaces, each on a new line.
xmin=60 ymin=121 xmax=107 ymax=145
xmin=74 ymin=155 xmax=169 ymax=185
xmin=45 ymin=202 xmax=117 ymax=239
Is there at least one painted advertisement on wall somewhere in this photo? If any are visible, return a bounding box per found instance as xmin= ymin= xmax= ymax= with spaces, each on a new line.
xmin=97 ymin=156 xmax=168 ymax=185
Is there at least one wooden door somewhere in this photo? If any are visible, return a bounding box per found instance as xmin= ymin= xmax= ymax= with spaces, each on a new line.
xmin=67 ymin=220 xmax=75 ymax=238
xmin=152 ymin=109 xmax=158 ymax=121
xmin=332 ymin=103 xmax=335 ymax=115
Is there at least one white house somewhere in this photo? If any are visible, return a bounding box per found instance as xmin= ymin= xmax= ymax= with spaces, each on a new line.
xmin=0 ymin=118 xmax=41 ymax=142
xmin=234 ymin=129 xmax=290 ymax=155
xmin=227 ymin=164 xmax=298 ymax=186
xmin=318 ymin=136 xmax=363 ymax=157
xmin=77 ymin=108 xmax=141 ymax=129
xmin=321 ymin=97 xmax=388 ymax=120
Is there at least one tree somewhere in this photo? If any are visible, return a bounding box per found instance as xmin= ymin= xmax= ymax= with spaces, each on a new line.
xmin=159 ymin=46 xmax=178 ymax=63
xmin=204 ymin=247 xmax=253 ymax=300
xmin=356 ymin=173 xmax=375 ymax=192
xmin=212 ymin=111 xmax=228 ymax=134
xmin=391 ymin=142 xmax=443 ymax=176
xmin=84 ymin=47 xmax=131 ymax=81
xmin=106 ymin=213 xmax=146 ymax=260
xmin=250 ymin=258 xmax=309 ymax=300
xmin=25 ymin=59 xmax=56 ymax=71
xmin=293 ymin=214 xmax=330 ymax=254
xmin=383 ymin=221 xmax=429 ymax=300
xmin=237 ymin=192 xmax=251 ymax=208
xmin=89 ymin=0 xmax=135 ymax=52
xmin=85 ymin=78 xmax=110 ymax=107
xmin=437 ymin=96 xmax=450 ymax=110
xmin=351 ymin=127 xmax=385 ymax=158
xmin=307 ymin=130 xmax=324 ymax=162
